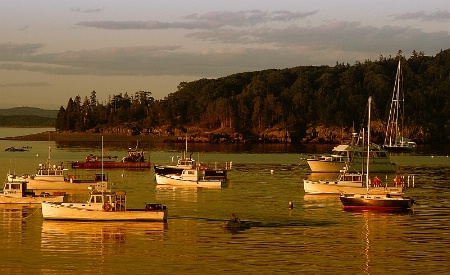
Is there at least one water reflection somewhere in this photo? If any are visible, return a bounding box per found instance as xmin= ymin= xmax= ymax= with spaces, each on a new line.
xmin=41 ymin=221 xmax=167 ymax=255
xmin=0 ymin=204 xmax=41 ymax=225
xmin=2 ymin=138 xmax=450 ymax=274
xmin=156 ymin=185 xmax=200 ymax=202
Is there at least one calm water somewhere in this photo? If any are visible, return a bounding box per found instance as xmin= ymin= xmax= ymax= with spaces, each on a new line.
xmin=1 ymin=129 xmax=450 ymax=274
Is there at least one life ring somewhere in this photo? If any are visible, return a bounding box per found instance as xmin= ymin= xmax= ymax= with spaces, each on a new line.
xmin=102 ymin=203 xmax=112 ymax=211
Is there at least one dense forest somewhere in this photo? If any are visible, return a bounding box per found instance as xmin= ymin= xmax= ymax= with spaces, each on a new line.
xmin=55 ymin=49 xmax=450 ymax=144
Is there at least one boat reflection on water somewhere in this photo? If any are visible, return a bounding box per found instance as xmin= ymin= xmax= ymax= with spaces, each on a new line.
xmin=41 ymin=221 xmax=167 ymax=252
xmin=42 ymin=220 xmax=167 ymax=235
xmin=346 ymin=210 xmax=413 ymax=274
xmin=155 ymin=185 xmax=199 ymax=202
xmin=0 ymin=203 xmax=41 ymax=221
xmin=341 ymin=205 xmax=414 ymax=214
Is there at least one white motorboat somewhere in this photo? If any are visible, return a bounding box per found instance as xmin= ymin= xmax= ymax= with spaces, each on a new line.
xmin=155 ymin=168 xmax=226 ymax=188
xmin=0 ymin=175 xmax=64 ymax=204
xmin=154 ymin=137 xmax=228 ymax=187
xmin=42 ymin=189 xmax=167 ymax=221
xmin=303 ymin=167 xmax=402 ymax=194
xmin=306 ymin=133 xmax=395 ymax=173
xmin=16 ymin=147 xmax=108 ymax=194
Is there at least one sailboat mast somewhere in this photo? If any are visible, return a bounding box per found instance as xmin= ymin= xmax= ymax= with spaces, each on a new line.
xmin=399 ymin=59 xmax=405 ymax=142
xmin=385 ymin=58 xmax=402 ymax=147
xmin=101 ymin=136 xmax=104 ymax=192
xmin=395 ymin=60 xmax=402 ymax=142
xmin=366 ymin=97 xmax=371 ymax=192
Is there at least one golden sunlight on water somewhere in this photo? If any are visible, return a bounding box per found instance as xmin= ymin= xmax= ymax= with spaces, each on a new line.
xmin=0 ymin=135 xmax=450 ymax=274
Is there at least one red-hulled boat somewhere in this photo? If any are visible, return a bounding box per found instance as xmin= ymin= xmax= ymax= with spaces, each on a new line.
xmin=72 ymin=148 xmax=150 ymax=169
xmin=339 ymin=97 xmax=415 ymax=211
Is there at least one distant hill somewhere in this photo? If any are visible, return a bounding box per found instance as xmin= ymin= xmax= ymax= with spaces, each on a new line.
xmin=0 ymin=107 xmax=58 ymax=118
xmin=0 ymin=107 xmax=57 ymax=127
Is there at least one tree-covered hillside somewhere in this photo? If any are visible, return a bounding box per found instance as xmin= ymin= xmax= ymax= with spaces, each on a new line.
xmin=0 ymin=107 xmax=57 ymax=127
xmin=0 ymin=107 xmax=57 ymax=117
xmin=56 ymin=49 xmax=450 ymax=143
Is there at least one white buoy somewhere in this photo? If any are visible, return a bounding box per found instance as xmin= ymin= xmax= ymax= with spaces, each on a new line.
xmin=121 ymin=174 xmax=124 ymax=177
xmin=271 ymin=169 xmax=274 ymax=174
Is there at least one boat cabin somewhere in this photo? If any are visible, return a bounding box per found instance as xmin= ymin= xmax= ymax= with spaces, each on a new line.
xmin=1 ymin=180 xmax=46 ymax=198
xmin=78 ymin=190 xmax=164 ymax=212
xmin=86 ymin=190 xmax=127 ymax=211
xmin=338 ymin=173 xmax=363 ymax=182
xmin=2 ymin=181 xmax=28 ymax=198
xmin=177 ymin=158 xmax=196 ymax=169
xmin=37 ymin=163 xmax=66 ymax=176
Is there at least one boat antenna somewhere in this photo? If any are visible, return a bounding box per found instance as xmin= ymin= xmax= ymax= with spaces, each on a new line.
xmin=185 ymin=133 xmax=188 ymax=158
xmin=48 ymin=146 xmax=51 ymax=164
xmin=366 ymin=97 xmax=372 ymax=192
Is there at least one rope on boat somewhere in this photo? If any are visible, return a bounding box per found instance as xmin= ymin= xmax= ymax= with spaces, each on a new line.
xmin=22 ymin=207 xmax=41 ymax=221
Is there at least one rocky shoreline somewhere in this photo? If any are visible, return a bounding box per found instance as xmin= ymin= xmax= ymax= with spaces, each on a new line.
xmin=0 ymin=131 xmax=176 ymax=142
xmin=0 ymin=122 xmax=429 ymax=144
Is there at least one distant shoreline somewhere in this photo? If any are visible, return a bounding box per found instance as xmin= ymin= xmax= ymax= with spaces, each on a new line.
xmin=0 ymin=131 xmax=177 ymax=142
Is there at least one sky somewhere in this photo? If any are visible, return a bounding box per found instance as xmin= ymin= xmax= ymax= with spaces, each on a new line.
xmin=1 ymin=0 xmax=449 ymax=109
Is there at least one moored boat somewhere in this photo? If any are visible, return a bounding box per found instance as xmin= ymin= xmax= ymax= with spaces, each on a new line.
xmin=383 ymin=58 xmax=417 ymax=153
xmin=340 ymin=192 xmax=414 ymax=211
xmin=154 ymin=154 xmax=228 ymax=182
xmin=41 ymin=189 xmax=167 ymax=221
xmin=15 ymin=147 xmax=108 ymax=194
xmin=0 ymin=175 xmax=64 ymax=204
xmin=154 ymin=137 xmax=229 ymax=187
xmin=339 ymin=97 xmax=415 ymax=211
xmin=306 ymin=133 xmax=395 ymax=173
xmin=303 ymin=167 xmax=402 ymax=194
xmin=72 ymin=144 xmax=151 ymax=169
xmin=155 ymin=167 xmax=226 ymax=188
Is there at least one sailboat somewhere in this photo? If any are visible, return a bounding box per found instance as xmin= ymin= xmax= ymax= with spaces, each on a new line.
xmin=383 ymin=58 xmax=417 ymax=152
xmin=340 ymin=97 xmax=415 ymax=211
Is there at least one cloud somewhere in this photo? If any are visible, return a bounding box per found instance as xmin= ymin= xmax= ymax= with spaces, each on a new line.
xmin=19 ymin=25 xmax=29 ymax=31
xmin=76 ymin=10 xmax=318 ymax=30
xmin=70 ymin=7 xmax=104 ymax=13
xmin=0 ymin=43 xmax=43 ymax=60
xmin=186 ymin=21 xmax=450 ymax=53
xmin=393 ymin=10 xmax=450 ymax=22
xmin=1 ymin=12 xmax=450 ymax=80
xmin=0 ymin=82 xmax=50 ymax=88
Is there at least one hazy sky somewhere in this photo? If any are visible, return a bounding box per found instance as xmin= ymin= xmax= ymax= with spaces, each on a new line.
xmin=1 ymin=0 xmax=449 ymax=109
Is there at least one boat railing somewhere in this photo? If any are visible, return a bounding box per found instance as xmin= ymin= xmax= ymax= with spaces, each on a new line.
xmin=200 ymin=161 xmax=232 ymax=170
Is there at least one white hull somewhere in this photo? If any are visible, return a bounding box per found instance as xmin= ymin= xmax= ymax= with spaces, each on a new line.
xmin=307 ymin=159 xmax=395 ymax=173
xmin=25 ymin=179 xmax=107 ymax=194
xmin=0 ymin=195 xmax=64 ymax=204
xmin=303 ymin=179 xmax=402 ymax=194
xmin=41 ymin=202 xmax=167 ymax=221
xmin=155 ymin=173 xmax=224 ymax=188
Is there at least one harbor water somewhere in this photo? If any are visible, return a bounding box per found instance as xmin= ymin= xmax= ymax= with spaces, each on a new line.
xmin=0 ymin=128 xmax=449 ymax=274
